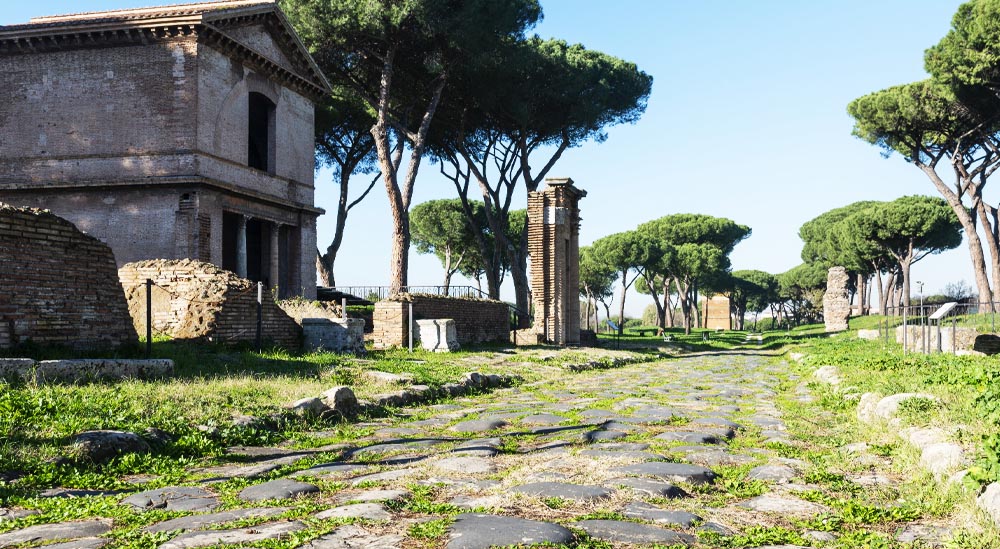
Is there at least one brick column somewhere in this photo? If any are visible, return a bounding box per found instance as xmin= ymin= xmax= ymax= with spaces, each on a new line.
xmin=527 ymin=177 xmax=586 ymax=346
xmin=236 ymin=215 xmax=248 ymax=279
xmin=269 ymin=221 xmax=281 ymax=295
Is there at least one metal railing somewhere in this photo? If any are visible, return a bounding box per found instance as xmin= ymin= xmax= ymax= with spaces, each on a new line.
xmin=326 ymin=285 xmax=490 ymax=302
xmin=328 ymin=285 xmax=533 ymax=331
xmin=875 ymin=301 xmax=995 ymax=354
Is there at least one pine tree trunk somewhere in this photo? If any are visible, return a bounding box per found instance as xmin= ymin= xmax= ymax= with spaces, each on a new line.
xmin=919 ymin=164 xmax=994 ymax=306
xmin=617 ymin=268 xmax=628 ymax=336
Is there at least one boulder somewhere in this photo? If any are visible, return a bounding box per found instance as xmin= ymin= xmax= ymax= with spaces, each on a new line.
xmin=320 ymin=386 xmax=359 ymax=414
xmin=68 ymin=430 xmax=150 ymax=463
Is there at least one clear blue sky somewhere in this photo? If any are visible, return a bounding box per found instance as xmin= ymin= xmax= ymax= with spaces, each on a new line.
xmin=4 ymin=1 xmax=977 ymax=314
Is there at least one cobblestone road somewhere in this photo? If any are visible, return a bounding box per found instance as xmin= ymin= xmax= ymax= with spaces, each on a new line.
xmin=0 ymin=351 xmax=957 ymax=548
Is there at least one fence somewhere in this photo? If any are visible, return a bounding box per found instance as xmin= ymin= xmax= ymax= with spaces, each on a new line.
xmin=874 ymin=301 xmax=995 ymax=354
xmin=328 ymin=285 xmax=489 ymax=302
xmin=329 ymin=285 xmax=533 ymax=331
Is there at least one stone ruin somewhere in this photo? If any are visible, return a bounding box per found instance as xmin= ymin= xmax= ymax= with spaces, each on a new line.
xmin=823 ymin=266 xmax=851 ymax=332
xmin=526 ymin=178 xmax=586 ymax=346
xmin=0 ymin=203 xmax=137 ymax=350
xmin=118 ymin=259 xmax=365 ymax=353
xmin=118 ymin=259 xmax=301 ymax=347
xmin=703 ymin=295 xmax=732 ymax=330
xmin=372 ymin=294 xmax=509 ymax=350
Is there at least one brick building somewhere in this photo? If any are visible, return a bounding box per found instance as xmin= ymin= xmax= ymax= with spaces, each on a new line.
xmin=0 ymin=1 xmax=328 ymax=298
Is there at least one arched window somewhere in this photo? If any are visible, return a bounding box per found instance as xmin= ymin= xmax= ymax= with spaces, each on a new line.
xmin=248 ymin=92 xmax=275 ymax=173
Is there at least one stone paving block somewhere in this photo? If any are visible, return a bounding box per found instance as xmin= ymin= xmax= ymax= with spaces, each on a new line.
xmin=737 ymin=494 xmax=830 ymax=516
xmin=158 ymin=520 xmax=307 ymax=549
xmin=623 ymin=502 xmax=701 ymax=527
xmin=28 ymin=539 xmax=108 ymax=549
xmin=238 ymin=479 xmax=319 ymax=502
xmin=144 ymin=507 xmax=289 ymax=533
xmin=121 ymin=486 xmax=218 ymax=512
xmin=0 ymin=508 xmax=39 ymax=522
xmin=577 ymin=449 xmax=664 ymax=461
xmin=193 ymin=454 xmax=308 ymax=481
xmin=585 ymin=429 xmax=627 ymax=442
xmin=520 ymin=413 xmax=568 ymax=425
xmin=574 ymin=519 xmax=696 ymax=545
xmin=452 ymin=438 xmax=501 ymax=457
xmin=511 ymin=481 xmax=614 ymax=501
xmin=349 ymin=467 xmax=419 ymax=486
xmin=431 ymin=456 xmax=497 ymax=475
xmin=608 ymin=477 xmax=688 ymax=498
xmin=690 ymin=417 xmax=744 ymax=430
xmin=313 ymin=503 xmax=392 ymax=521
xmin=655 ymin=431 xmax=723 ymax=444
xmin=289 ymin=463 xmax=368 ymax=479
xmin=612 ymin=462 xmax=718 ymax=485
xmin=303 ymin=524 xmax=405 ymax=548
xmin=0 ymin=519 xmax=112 ymax=546
xmin=338 ymin=488 xmax=411 ymax=504
xmin=747 ymin=464 xmax=797 ymax=483
xmin=446 ymin=513 xmax=575 ymax=549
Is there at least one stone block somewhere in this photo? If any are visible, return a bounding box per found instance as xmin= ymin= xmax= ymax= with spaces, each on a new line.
xmin=416 ymin=319 xmax=459 ymax=352
xmin=34 ymin=359 xmax=173 ymax=384
xmin=0 ymin=358 xmax=36 ymax=381
xmin=978 ymin=482 xmax=1000 ymax=526
xmin=895 ymin=325 xmax=978 ymax=353
xmin=511 ymin=328 xmax=543 ymax=346
xmin=302 ymin=318 xmax=365 ymax=354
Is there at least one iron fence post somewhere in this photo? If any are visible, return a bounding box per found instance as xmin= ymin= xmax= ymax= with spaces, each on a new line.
xmin=256 ymin=282 xmax=263 ymax=353
xmin=145 ymin=278 xmax=152 ymax=358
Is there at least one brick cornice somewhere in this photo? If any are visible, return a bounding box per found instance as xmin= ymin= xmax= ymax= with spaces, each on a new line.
xmin=0 ymin=3 xmax=330 ymax=100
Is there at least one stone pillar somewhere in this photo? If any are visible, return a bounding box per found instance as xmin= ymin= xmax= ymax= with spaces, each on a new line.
xmin=823 ymin=266 xmax=851 ymax=332
xmin=235 ymin=215 xmax=248 ymax=279
xmin=297 ymin=213 xmax=318 ymax=299
xmin=527 ymin=177 xmax=586 ymax=346
xmin=269 ymin=221 xmax=281 ymax=295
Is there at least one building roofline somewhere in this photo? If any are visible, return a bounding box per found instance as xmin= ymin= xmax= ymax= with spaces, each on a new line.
xmin=0 ymin=1 xmax=331 ymax=98
xmin=26 ymin=1 xmax=274 ymax=25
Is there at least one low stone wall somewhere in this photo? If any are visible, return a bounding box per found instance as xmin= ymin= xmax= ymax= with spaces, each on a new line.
xmin=302 ymin=318 xmax=365 ymax=354
xmin=0 ymin=358 xmax=173 ymax=384
xmin=895 ymin=325 xmax=978 ymax=353
xmin=0 ymin=203 xmax=137 ymax=350
xmin=118 ymin=259 xmax=300 ymax=347
xmin=279 ymin=300 xmax=342 ymax=324
xmin=372 ymin=294 xmax=509 ymax=349
xmin=511 ymin=328 xmax=543 ymax=346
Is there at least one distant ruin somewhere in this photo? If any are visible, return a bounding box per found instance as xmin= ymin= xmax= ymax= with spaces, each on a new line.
xmin=703 ymin=295 xmax=732 ymax=330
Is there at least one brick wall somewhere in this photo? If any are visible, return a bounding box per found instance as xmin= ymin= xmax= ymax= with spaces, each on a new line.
xmin=0 ymin=203 xmax=137 ymax=349
xmin=372 ymin=294 xmax=509 ymax=349
xmin=118 ymin=259 xmax=300 ymax=347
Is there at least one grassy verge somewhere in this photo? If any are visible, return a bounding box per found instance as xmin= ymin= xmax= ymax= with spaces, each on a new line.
xmin=0 ymin=339 xmax=650 ymax=503
xmin=786 ymin=332 xmax=1000 ymax=544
